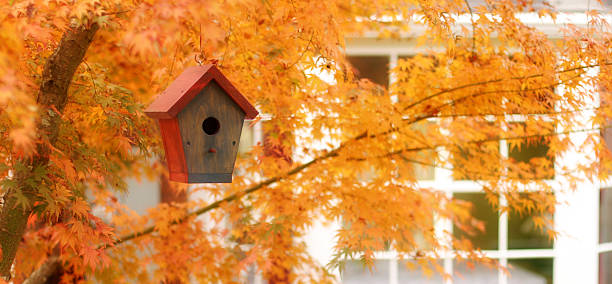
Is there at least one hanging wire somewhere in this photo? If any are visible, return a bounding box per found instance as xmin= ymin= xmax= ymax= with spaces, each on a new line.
xmin=194 ymin=23 xmax=204 ymax=65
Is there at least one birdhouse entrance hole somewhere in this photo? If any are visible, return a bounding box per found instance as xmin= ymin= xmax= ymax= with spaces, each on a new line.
xmin=202 ymin=117 xmax=220 ymax=135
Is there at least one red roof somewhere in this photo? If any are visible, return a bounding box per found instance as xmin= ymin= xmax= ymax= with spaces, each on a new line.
xmin=144 ymin=64 xmax=259 ymax=119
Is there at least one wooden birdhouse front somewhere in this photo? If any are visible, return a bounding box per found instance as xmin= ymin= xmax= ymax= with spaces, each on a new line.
xmin=145 ymin=65 xmax=258 ymax=183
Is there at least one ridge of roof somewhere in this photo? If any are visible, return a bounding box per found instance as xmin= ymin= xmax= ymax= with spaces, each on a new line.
xmin=144 ymin=64 xmax=259 ymax=119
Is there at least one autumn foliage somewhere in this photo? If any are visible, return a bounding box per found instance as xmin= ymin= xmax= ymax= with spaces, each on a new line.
xmin=0 ymin=0 xmax=611 ymax=283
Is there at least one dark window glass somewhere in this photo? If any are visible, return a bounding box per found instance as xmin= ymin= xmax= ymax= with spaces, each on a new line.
xmin=508 ymin=258 xmax=553 ymax=284
xmin=507 ymin=138 xmax=554 ymax=179
xmin=347 ymin=56 xmax=390 ymax=87
xmin=600 ymin=251 xmax=612 ymax=284
xmin=508 ymin=193 xmax=554 ymax=249
xmin=453 ymin=193 xmax=498 ymax=250
xmin=508 ymin=213 xmax=554 ymax=249
xmin=453 ymin=261 xmax=498 ymax=284
xmin=399 ymin=260 xmax=444 ymax=283
xmin=600 ymin=187 xmax=612 ymax=243
xmin=507 ymin=123 xmax=555 ymax=180
xmin=342 ymin=259 xmax=389 ymax=284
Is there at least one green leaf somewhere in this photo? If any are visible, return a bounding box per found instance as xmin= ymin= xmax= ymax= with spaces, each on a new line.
xmin=13 ymin=190 xmax=30 ymax=210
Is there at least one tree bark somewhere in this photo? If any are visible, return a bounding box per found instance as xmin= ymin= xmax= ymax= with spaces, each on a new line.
xmin=0 ymin=22 xmax=99 ymax=279
xmin=22 ymin=257 xmax=61 ymax=284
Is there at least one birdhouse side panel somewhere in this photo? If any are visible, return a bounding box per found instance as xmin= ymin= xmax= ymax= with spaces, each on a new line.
xmin=158 ymin=118 xmax=188 ymax=183
xmin=177 ymin=81 xmax=245 ymax=182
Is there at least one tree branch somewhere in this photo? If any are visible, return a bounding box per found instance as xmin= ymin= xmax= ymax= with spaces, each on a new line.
xmin=362 ymin=126 xmax=607 ymax=161
xmin=400 ymin=62 xmax=610 ymax=113
xmin=108 ymin=124 xmax=605 ymax=250
xmin=107 ymin=145 xmax=340 ymax=247
xmin=333 ymin=64 xmax=591 ymax=147
xmin=367 ymin=68 xmax=588 ymax=142
xmin=22 ymin=257 xmax=61 ymax=284
xmin=424 ymin=106 xmax=599 ymax=119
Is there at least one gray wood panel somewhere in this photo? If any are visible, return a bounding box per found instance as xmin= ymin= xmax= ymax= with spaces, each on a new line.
xmin=177 ymin=81 xmax=245 ymax=177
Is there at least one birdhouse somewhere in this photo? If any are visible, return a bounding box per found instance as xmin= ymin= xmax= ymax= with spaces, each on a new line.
xmin=144 ymin=64 xmax=258 ymax=183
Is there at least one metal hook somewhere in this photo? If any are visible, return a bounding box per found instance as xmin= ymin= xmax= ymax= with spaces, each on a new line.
xmin=194 ymin=53 xmax=204 ymax=66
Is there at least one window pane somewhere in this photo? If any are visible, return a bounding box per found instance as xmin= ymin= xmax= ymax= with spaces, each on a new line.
xmin=507 ymin=124 xmax=554 ymax=180
xmin=600 ymin=251 xmax=612 ymax=284
xmin=399 ymin=260 xmax=443 ymax=283
xmin=347 ymin=56 xmax=390 ymax=87
xmin=453 ymin=261 xmax=498 ymax=284
xmin=342 ymin=259 xmax=389 ymax=284
xmin=508 ymin=213 xmax=554 ymax=249
xmin=508 ymin=140 xmax=549 ymax=163
xmin=508 ymin=258 xmax=553 ymax=284
xmin=508 ymin=193 xmax=554 ymax=249
xmin=600 ymin=187 xmax=612 ymax=243
xmin=453 ymin=193 xmax=498 ymax=250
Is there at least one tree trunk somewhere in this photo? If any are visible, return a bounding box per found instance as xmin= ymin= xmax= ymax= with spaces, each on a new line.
xmin=0 ymin=22 xmax=99 ymax=279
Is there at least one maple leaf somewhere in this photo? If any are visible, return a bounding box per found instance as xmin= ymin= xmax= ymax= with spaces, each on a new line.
xmin=1 ymin=0 xmax=611 ymax=282
xmin=81 ymin=246 xmax=100 ymax=270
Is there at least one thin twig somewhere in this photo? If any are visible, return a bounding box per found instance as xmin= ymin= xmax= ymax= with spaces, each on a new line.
xmin=100 ymin=10 xmax=132 ymax=17
xmin=401 ymin=62 xmax=610 ymax=113
xmin=82 ymin=61 xmax=98 ymax=96
xmin=365 ymin=126 xmax=608 ymax=161
xmin=463 ymin=0 xmax=476 ymax=56
xmin=168 ymin=44 xmax=179 ymax=79
xmin=419 ymin=70 xmax=584 ymax=117
xmin=286 ymin=32 xmax=314 ymax=70
xmin=399 ymin=155 xmax=504 ymax=180
xmin=424 ymin=106 xmax=599 ymax=119
xmin=219 ymin=20 xmax=232 ymax=68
